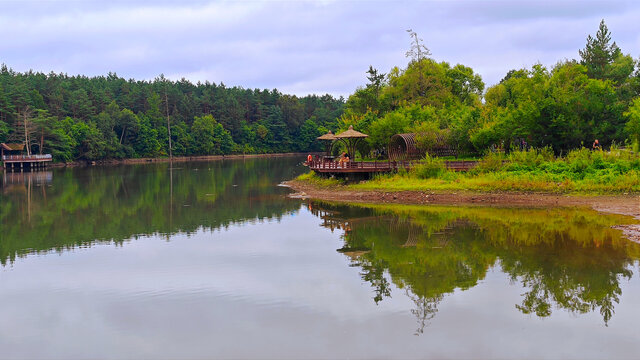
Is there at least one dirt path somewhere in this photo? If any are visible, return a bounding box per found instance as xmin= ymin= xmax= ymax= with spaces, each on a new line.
xmin=284 ymin=180 xmax=640 ymax=243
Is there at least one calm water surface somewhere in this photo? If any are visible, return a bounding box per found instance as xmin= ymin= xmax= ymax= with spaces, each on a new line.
xmin=1 ymin=157 xmax=640 ymax=359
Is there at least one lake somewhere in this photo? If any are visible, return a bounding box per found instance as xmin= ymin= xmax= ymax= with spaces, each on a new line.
xmin=1 ymin=156 xmax=640 ymax=359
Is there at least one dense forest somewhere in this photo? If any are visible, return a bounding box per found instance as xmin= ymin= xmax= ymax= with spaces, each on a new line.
xmin=339 ymin=22 xmax=640 ymax=156
xmin=1 ymin=20 xmax=639 ymax=162
xmin=0 ymin=68 xmax=344 ymax=161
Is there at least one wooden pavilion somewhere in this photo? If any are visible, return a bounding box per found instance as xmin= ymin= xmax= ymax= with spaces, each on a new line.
xmin=316 ymin=130 xmax=337 ymax=156
xmin=1 ymin=143 xmax=52 ymax=171
xmin=306 ymin=130 xmax=476 ymax=178
xmin=335 ymin=125 xmax=368 ymax=159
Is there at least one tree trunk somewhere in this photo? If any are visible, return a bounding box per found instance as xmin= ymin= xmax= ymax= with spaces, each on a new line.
xmin=23 ymin=111 xmax=30 ymax=156
xmin=165 ymin=90 xmax=172 ymax=158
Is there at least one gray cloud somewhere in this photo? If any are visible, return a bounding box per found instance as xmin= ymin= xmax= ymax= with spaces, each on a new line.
xmin=0 ymin=0 xmax=638 ymax=96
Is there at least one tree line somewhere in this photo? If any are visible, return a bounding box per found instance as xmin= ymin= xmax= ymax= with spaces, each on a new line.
xmin=1 ymin=20 xmax=639 ymax=162
xmin=340 ymin=20 xmax=640 ymax=157
xmin=0 ymin=69 xmax=344 ymax=161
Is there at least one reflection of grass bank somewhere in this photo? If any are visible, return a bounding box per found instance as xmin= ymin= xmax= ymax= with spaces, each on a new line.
xmin=314 ymin=201 xmax=640 ymax=325
xmin=353 ymin=203 xmax=640 ymax=253
xmin=300 ymin=148 xmax=640 ymax=194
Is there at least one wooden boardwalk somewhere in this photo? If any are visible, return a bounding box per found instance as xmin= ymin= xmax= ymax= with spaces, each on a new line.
xmin=307 ymin=159 xmax=477 ymax=174
xmin=2 ymin=154 xmax=52 ymax=171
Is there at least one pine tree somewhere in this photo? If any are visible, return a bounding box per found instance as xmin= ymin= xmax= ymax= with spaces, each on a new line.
xmin=579 ymin=19 xmax=621 ymax=79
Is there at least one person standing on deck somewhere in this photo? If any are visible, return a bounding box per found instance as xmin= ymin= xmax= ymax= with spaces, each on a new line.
xmin=338 ymin=152 xmax=346 ymax=168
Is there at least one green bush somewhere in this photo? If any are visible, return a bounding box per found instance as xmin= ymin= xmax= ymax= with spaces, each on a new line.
xmin=475 ymin=152 xmax=505 ymax=173
xmin=507 ymin=147 xmax=554 ymax=170
xmin=411 ymin=154 xmax=447 ymax=179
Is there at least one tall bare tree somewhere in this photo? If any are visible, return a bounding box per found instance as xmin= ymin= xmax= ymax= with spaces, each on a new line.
xmin=11 ymin=106 xmax=36 ymax=156
xmin=405 ymin=29 xmax=432 ymax=63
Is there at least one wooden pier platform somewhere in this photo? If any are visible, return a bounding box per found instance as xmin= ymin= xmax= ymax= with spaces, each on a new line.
xmin=2 ymin=154 xmax=53 ymax=171
xmin=307 ymin=159 xmax=478 ymax=175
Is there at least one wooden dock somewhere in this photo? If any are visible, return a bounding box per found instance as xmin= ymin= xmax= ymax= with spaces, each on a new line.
xmin=2 ymin=154 xmax=53 ymax=171
xmin=307 ymin=159 xmax=478 ymax=175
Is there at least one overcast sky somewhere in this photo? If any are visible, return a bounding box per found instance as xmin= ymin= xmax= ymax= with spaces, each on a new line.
xmin=1 ymin=0 xmax=639 ymax=97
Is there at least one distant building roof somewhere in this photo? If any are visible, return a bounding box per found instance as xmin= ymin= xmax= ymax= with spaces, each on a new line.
xmin=1 ymin=143 xmax=25 ymax=151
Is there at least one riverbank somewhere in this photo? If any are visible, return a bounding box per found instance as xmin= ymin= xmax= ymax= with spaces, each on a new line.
xmin=285 ymin=179 xmax=640 ymax=243
xmin=46 ymin=152 xmax=313 ymax=168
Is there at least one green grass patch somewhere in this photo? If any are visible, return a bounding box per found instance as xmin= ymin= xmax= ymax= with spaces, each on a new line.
xmin=297 ymin=148 xmax=640 ymax=194
xmin=295 ymin=171 xmax=345 ymax=187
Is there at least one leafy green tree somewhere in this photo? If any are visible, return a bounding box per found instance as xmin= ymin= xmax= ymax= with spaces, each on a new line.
xmin=31 ymin=109 xmax=58 ymax=155
xmin=446 ymin=64 xmax=484 ymax=106
xmin=68 ymin=89 xmax=95 ymax=120
xmin=190 ymin=114 xmax=234 ymax=155
xmin=384 ymin=59 xmax=455 ymax=109
xmin=168 ymin=120 xmax=192 ymax=156
xmin=71 ymin=120 xmax=107 ymax=160
xmin=46 ymin=118 xmax=76 ymax=162
xmin=295 ymin=118 xmax=322 ymax=152
xmin=0 ymin=120 xmax=9 ymax=143
xmin=0 ymin=83 xmax=14 ymax=124
xmin=278 ymin=94 xmax=305 ymax=128
xmin=134 ymin=114 xmax=161 ymax=157
xmin=263 ymin=106 xmax=290 ymax=152
xmin=624 ymin=97 xmax=640 ymax=147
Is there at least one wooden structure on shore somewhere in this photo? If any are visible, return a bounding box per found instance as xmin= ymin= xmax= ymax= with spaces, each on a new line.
xmin=307 ymin=159 xmax=477 ymax=176
xmin=2 ymin=154 xmax=52 ymax=171
xmin=1 ymin=143 xmax=52 ymax=172
xmin=388 ymin=132 xmax=458 ymax=161
xmin=308 ymin=128 xmax=476 ymax=178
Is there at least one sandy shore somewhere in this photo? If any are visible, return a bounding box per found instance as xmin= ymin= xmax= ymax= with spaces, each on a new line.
xmin=285 ymin=179 xmax=640 ymax=243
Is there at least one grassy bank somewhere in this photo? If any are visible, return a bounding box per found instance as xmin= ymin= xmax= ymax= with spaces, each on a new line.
xmin=298 ymin=147 xmax=640 ymax=194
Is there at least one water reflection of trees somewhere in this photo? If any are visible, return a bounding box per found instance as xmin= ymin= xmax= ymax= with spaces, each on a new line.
xmin=310 ymin=202 xmax=640 ymax=329
xmin=0 ymin=158 xmax=303 ymax=265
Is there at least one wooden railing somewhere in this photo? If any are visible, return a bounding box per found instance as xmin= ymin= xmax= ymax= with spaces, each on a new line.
xmin=307 ymin=159 xmax=478 ymax=173
xmin=2 ymin=154 xmax=52 ymax=161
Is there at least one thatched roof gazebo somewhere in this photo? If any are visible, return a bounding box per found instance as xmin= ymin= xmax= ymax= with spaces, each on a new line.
xmin=335 ymin=125 xmax=368 ymax=159
xmin=316 ymin=130 xmax=337 ymax=155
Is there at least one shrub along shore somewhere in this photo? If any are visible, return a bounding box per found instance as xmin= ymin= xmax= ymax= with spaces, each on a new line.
xmin=298 ymin=147 xmax=640 ymax=194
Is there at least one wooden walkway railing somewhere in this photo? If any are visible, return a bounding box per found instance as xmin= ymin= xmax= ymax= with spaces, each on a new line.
xmin=2 ymin=154 xmax=53 ymax=162
xmin=2 ymin=154 xmax=52 ymax=171
xmin=307 ymin=160 xmax=477 ymax=173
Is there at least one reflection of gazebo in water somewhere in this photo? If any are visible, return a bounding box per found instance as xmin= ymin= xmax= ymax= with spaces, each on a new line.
xmin=316 ymin=130 xmax=337 ymax=156
xmin=335 ymin=125 xmax=368 ymax=159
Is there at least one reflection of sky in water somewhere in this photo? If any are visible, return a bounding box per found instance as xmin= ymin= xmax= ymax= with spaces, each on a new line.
xmin=2 ymin=206 xmax=640 ymax=359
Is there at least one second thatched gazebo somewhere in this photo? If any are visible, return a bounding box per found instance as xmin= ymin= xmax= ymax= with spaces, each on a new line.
xmin=335 ymin=125 xmax=368 ymax=160
xmin=316 ymin=130 xmax=337 ymax=156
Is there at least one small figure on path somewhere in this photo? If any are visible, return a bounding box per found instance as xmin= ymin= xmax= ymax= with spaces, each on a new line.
xmin=592 ymin=139 xmax=601 ymax=150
